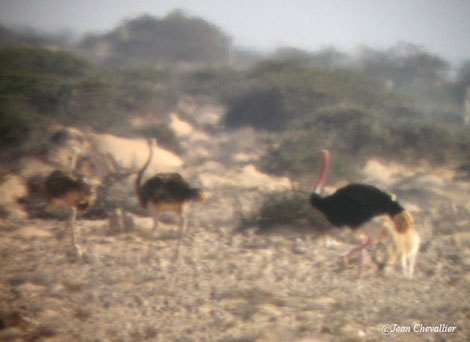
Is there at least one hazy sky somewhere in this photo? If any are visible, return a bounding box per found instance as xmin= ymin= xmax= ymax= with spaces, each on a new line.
xmin=1 ymin=0 xmax=469 ymax=63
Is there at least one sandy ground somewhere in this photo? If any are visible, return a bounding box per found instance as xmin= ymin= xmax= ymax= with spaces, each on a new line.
xmin=1 ymin=111 xmax=470 ymax=342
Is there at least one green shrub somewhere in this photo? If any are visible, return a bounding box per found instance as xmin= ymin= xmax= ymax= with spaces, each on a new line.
xmin=260 ymin=101 xmax=469 ymax=179
xmin=0 ymin=105 xmax=32 ymax=147
xmin=79 ymin=12 xmax=231 ymax=67
xmin=181 ymin=67 xmax=240 ymax=98
xmin=0 ymin=96 xmax=47 ymax=149
xmin=261 ymin=107 xmax=375 ymax=178
xmin=220 ymin=58 xmax=391 ymax=132
xmin=224 ymin=86 xmax=288 ymax=131
xmin=0 ymin=47 xmax=126 ymax=130
xmin=261 ymin=134 xmax=360 ymax=181
xmin=0 ymin=47 xmax=165 ymax=151
xmin=385 ymin=120 xmax=466 ymax=163
xmin=0 ymin=46 xmax=90 ymax=77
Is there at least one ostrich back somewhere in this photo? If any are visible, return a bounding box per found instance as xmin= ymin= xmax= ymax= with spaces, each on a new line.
xmin=310 ymin=183 xmax=404 ymax=228
xmin=45 ymin=170 xmax=90 ymax=199
xmin=139 ymin=173 xmax=201 ymax=206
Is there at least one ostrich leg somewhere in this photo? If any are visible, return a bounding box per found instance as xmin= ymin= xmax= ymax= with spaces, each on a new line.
xmin=68 ymin=207 xmax=82 ymax=257
xmin=145 ymin=214 xmax=160 ymax=263
xmin=174 ymin=207 xmax=187 ymax=262
xmin=340 ymin=234 xmax=371 ymax=278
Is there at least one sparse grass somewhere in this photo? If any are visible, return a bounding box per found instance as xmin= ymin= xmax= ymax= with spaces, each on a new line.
xmin=26 ymin=325 xmax=57 ymax=342
xmin=104 ymin=224 xmax=132 ymax=237
xmin=296 ymin=322 xmax=317 ymax=334
xmin=230 ymin=302 xmax=258 ymax=321
xmin=104 ymin=218 xmax=139 ymax=237
xmin=219 ymin=333 xmax=260 ymax=342
xmin=107 ymin=224 xmax=179 ymax=241
xmin=0 ymin=222 xmax=20 ymax=232
xmin=215 ymin=287 xmax=284 ymax=308
xmin=155 ymin=228 xmax=180 ymax=241
xmin=7 ymin=276 xmax=29 ymax=287
xmin=103 ymin=216 xmax=180 ymax=242
xmin=216 ymin=287 xmax=285 ymax=321
xmin=2 ymin=199 xmax=470 ymax=341
xmin=74 ymin=308 xmax=91 ymax=321
xmin=29 ymin=273 xmax=54 ymax=287
xmin=129 ymin=329 xmax=144 ymax=342
xmin=238 ymin=190 xmax=330 ymax=235
xmin=133 ymin=228 xmax=155 ymax=241
xmin=62 ymin=281 xmax=85 ymax=293
xmin=202 ymin=252 xmax=222 ymax=260
xmin=143 ymin=326 xmax=159 ymax=340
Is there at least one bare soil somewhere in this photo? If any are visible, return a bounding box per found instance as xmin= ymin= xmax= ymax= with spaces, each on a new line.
xmin=1 ymin=109 xmax=469 ymax=342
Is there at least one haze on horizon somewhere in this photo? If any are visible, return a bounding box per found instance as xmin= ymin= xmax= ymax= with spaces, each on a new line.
xmin=0 ymin=0 xmax=469 ymax=64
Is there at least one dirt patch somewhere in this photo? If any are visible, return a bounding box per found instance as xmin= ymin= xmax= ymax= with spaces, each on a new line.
xmin=1 ymin=211 xmax=469 ymax=341
xmin=1 ymin=114 xmax=470 ymax=341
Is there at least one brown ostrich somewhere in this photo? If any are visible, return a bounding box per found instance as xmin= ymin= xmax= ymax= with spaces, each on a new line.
xmin=310 ymin=150 xmax=420 ymax=278
xmin=44 ymin=170 xmax=92 ymax=257
xmin=136 ymin=139 xmax=205 ymax=261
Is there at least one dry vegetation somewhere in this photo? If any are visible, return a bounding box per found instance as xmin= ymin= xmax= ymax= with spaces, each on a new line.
xmin=1 ymin=16 xmax=470 ymax=341
xmin=1 ymin=109 xmax=470 ymax=342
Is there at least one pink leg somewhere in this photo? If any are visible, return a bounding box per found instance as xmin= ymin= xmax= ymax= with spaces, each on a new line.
xmin=173 ymin=210 xmax=186 ymax=262
xmin=356 ymin=235 xmax=371 ymax=279
xmin=145 ymin=215 xmax=159 ymax=263
xmin=68 ymin=208 xmax=81 ymax=257
xmin=343 ymin=245 xmax=361 ymax=264
xmin=340 ymin=235 xmax=371 ymax=278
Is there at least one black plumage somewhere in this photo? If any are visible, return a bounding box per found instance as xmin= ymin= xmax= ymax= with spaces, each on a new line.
xmin=138 ymin=172 xmax=203 ymax=209
xmin=135 ymin=139 xmax=205 ymax=261
xmin=310 ymin=183 xmax=404 ymax=229
xmin=44 ymin=169 xmax=92 ymax=258
xmin=45 ymin=170 xmax=91 ymax=210
xmin=310 ymin=150 xmax=408 ymax=278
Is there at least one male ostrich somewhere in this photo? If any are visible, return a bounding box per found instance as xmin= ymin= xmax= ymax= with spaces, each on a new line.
xmin=44 ymin=170 xmax=92 ymax=257
xmin=136 ymin=139 xmax=205 ymax=261
xmin=310 ymin=150 xmax=419 ymax=278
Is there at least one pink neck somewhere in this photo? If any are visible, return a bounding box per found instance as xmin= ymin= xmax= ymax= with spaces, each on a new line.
xmin=314 ymin=150 xmax=330 ymax=194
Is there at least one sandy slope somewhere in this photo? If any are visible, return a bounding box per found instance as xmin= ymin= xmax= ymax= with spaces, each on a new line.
xmin=1 ymin=109 xmax=470 ymax=341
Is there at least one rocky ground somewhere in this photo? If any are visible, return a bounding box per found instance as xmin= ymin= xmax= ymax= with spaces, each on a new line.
xmin=1 ymin=100 xmax=470 ymax=341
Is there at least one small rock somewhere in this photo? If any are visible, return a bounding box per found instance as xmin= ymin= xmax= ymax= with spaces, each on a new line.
xmin=133 ymin=294 xmax=147 ymax=307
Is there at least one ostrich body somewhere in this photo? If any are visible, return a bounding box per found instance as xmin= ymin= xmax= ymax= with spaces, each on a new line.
xmin=310 ymin=150 xmax=418 ymax=278
xmin=136 ymin=139 xmax=204 ymax=261
xmin=45 ymin=170 xmax=91 ymax=257
xmin=310 ymin=183 xmax=404 ymax=229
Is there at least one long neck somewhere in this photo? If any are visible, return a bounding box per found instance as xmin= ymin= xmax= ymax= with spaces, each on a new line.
xmin=314 ymin=150 xmax=330 ymax=194
xmin=69 ymin=146 xmax=79 ymax=172
xmin=135 ymin=140 xmax=154 ymax=194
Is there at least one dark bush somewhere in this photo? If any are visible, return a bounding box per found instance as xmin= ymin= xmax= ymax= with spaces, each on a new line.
xmin=386 ymin=120 xmax=465 ymax=163
xmin=260 ymin=107 xmax=376 ymax=178
xmin=78 ymin=11 xmax=231 ymax=67
xmin=261 ymin=103 xmax=470 ymax=179
xmin=238 ymin=191 xmax=330 ymax=234
xmin=0 ymin=46 xmax=90 ymax=77
xmin=224 ymin=87 xmax=288 ymax=131
xmin=0 ymin=107 xmax=32 ymax=147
